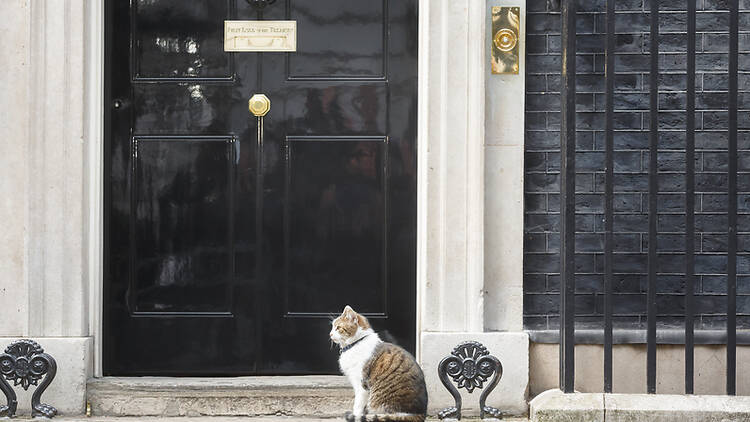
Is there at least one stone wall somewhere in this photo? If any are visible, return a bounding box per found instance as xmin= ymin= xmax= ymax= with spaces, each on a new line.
xmin=524 ymin=0 xmax=750 ymax=333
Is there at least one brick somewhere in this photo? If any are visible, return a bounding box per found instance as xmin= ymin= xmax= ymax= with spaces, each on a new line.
xmin=575 ymin=233 xmax=603 ymax=253
xmin=651 ymin=163 xmax=689 ymax=188
xmin=644 ymin=33 xmax=688 ymax=53
xmin=696 ymin=254 xmax=729 ymax=274
xmin=526 ymin=74 xmax=548 ymax=92
xmin=527 ymin=54 xmax=562 ymax=74
xmin=657 ymin=152 xmax=686 ymax=171
xmin=613 ymin=293 xmax=647 ymax=314
xmin=697 ymin=12 xmax=731 ymax=31
xmin=656 ymin=193 xmax=687 ymax=212
xmin=576 ymin=274 xmax=603 ymax=292
xmin=575 ymin=151 xmax=605 ymax=171
xmin=525 ymin=233 xmax=548 ymax=253
xmin=576 ymin=34 xmax=606 ymax=54
xmin=527 ymin=173 xmax=560 ymax=192
xmin=696 ymin=213 xmax=729 ymax=231
xmin=702 ymin=275 xmax=729 ymax=293
xmin=660 ymin=93 xmax=686 ymax=111
xmin=613 ymin=112 xmax=643 ymax=130
xmin=527 ymin=14 xmax=560 ymax=34
xmin=527 ymin=93 xmax=561 ymax=111
xmin=526 ymin=214 xmax=559 ymax=232
xmin=526 ymin=193 xmax=548 ymax=213
xmin=614 ymin=131 xmax=649 ymax=149
xmin=697 ymin=53 xmax=728 ymax=71
xmin=526 ymin=112 xmax=547 ymax=130
xmin=703 ymin=151 xmax=729 ymax=171
xmin=614 ymin=275 xmax=643 ymax=293
xmin=614 ymin=151 xmax=643 ymax=172
xmin=704 ymin=34 xmax=729 ymax=53
xmin=576 ymin=193 xmax=604 ymax=212
xmin=703 ymin=234 xmax=728 ymax=252
xmin=527 ymin=34 xmax=548 ymax=54
xmin=614 ymin=193 xmax=642 ymax=212
xmin=526 ymin=151 xmax=547 ymax=171
xmin=658 ymin=131 xmax=687 ymax=150
xmin=696 ymin=173 xmax=729 ymax=192
xmin=617 ymin=34 xmax=646 ymax=53
xmin=527 ymin=130 xmax=560 ymax=149
xmin=615 ymin=93 xmax=650 ymax=110
xmin=577 ymin=74 xmax=605 ymax=93
xmin=576 ymin=93 xmax=596 ymax=112
xmin=696 ymin=295 xmax=727 ymax=314
xmin=702 ymin=194 xmax=729 ymax=212
xmin=655 ymin=275 xmax=688 ymax=293
xmin=525 ymin=253 xmax=560 ymax=273
xmin=696 ymin=131 xmax=728 ymax=149
xmin=698 ymin=92 xmax=734 ymax=110
xmin=659 ymin=214 xmax=686 ymax=232
xmin=704 ymin=112 xmax=728 ymax=129
xmin=523 ymin=316 xmax=548 ymax=330
xmin=656 ymin=295 xmax=686 ymax=315
xmin=656 ymin=74 xmax=687 ymax=91
xmin=704 ymin=0 xmax=730 ymax=9
xmin=615 ymin=13 xmax=651 ymax=33
xmin=615 ymin=54 xmax=651 ymax=72
xmin=616 ymin=74 xmax=641 ymax=91
xmin=659 ymin=12 xmax=688 ymax=32
xmin=612 ymin=253 xmax=648 ymax=273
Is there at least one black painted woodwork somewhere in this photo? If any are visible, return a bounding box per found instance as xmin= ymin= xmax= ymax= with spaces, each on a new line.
xmin=104 ymin=0 xmax=417 ymax=376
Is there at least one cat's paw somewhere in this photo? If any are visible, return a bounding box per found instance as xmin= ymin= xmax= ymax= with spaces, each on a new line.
xmin=344 ymin=411 xmax=367 ymax=422
xmin=482 ymin=405 xmax=502 ymax=420
xmin=438 ymin=406 xmax=459 ymax=420
xmin=32 ymin=402 xmax=58 ymax=418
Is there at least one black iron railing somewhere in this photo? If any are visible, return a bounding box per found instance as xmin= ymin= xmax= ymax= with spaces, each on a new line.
xmin=557 ymin=0 xmax=741 ymax=395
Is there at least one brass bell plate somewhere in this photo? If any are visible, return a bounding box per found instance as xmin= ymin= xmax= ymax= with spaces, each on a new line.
xmin=491 ymin=6 xmax=520 ymax=74
xmin=249 ymin=94 xmax=271 ymax=117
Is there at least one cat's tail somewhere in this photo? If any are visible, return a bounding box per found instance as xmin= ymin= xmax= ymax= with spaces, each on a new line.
xmin=362 ymin=413 xmax=426 ymax=422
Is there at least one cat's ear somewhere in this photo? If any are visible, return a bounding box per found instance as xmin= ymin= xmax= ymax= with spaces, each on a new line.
xmin=342 ymin=305 xmax=356 ymax=321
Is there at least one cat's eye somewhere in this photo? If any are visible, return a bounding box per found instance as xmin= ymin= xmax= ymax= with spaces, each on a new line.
xmin=336 ymin=327 xmax=344 ymax=332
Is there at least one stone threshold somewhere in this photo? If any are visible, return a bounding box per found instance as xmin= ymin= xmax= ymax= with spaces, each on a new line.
xmin=86 ymin=376 xmax=353 ymax=418
xmin=530 ymin=389 xmax=750 ymax=422
xmin=9 ymin=418 xmax=529 ymax=422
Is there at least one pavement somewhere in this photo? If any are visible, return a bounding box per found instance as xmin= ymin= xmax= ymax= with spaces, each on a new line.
xmin=7 ymin=417 xmax=530 ymax=422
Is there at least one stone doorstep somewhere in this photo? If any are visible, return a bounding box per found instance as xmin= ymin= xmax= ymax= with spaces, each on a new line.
xmin=86 ymin=376 xmax=353 ymax=417
xmin=10 ymin=418 xmax=530 ymax=422
xmin=530 ymin=389 xmax=750 ymax=422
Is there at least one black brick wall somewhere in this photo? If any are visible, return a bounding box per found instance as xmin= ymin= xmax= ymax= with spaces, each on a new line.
xmin=524 ymin=0 xmax=750 ymax=333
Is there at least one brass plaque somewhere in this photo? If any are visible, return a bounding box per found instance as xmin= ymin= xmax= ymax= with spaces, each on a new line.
xmin=224 ymin=20 xmax=297 ymax=52
xmin=491 ymin=7 xmax=520 ymax=74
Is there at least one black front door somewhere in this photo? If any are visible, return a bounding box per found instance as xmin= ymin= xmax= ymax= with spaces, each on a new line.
xmin=104 ymin=0 xmax=417 ymax=375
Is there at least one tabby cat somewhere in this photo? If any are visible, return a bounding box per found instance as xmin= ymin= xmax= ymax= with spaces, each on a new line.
xmin=330 ymin=305 xmax=428 ymax=422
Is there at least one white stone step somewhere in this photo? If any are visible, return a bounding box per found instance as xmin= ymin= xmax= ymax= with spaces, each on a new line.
xmin=86 ymin=376 xmax=353 ymax=418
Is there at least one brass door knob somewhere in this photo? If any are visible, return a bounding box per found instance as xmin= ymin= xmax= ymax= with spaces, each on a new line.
xmin=249 ymin=94 xmax=271 ymax=117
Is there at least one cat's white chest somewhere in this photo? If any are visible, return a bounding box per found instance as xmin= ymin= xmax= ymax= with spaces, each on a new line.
xmin=339 ymin=334 xmax=380 ymax=389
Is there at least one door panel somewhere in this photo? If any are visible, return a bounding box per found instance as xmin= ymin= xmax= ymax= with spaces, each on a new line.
xmin=105 ymin=0 xmax=417 ymax=375
xmin=133 ymin=137 xmax=235 ymax=314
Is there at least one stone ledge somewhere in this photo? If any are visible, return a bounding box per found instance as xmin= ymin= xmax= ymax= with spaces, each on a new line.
xmin=530 ymin=389 xmax=750 ymax=422
xmin=86 ymin=376 xmax=353 ymax=417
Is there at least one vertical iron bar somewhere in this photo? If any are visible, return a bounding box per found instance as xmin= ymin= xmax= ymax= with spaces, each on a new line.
xmin=647 ymin=0 xmax=659 ymax=395
xmin=727 ymin=0 xmax=739 ymax=396
xmin=559 ymin=0 xmax=577 ymax=394
xmin=603 ymin=0 xmax=615 ymax=395
xmin=685 ymin=0 xmax=696 ymax=395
